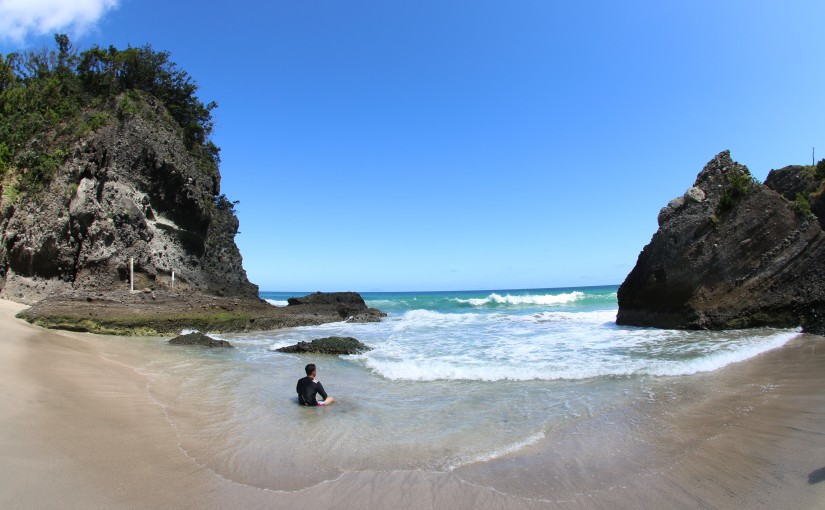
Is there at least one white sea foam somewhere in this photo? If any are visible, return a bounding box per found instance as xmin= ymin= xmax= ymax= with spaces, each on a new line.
xmin=455 ymin=291 xmax=585 ymax=307
xmin=447 ymin=431 xmax=546 ymax=470
xmin=180 ymin=328 xmax=221 ymax=339
xmin=265 ymin=299 xmax=289 ymax=307
xmin=267 ymin=342 xmax=299 ymax=352
xmin=392 ymin=309 xmax=494 ymax=328
xmin=642 ymin=331 xmax=798 ymax=376
xmin=254 ymin=291 xmax=798 ymax=385
xmin=358 ymin=356 xmax=632 ymax=382
xmin=529 ymin=309 xmax=618 ymax=324
xmin=354 ymin=328 xmax=800 ymax=382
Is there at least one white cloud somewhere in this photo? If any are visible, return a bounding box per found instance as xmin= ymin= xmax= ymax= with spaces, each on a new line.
xmin=0 ymin=0 xmax=119 ymax=43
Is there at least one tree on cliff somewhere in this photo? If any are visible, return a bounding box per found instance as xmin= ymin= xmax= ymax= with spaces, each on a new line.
xmin=0 ymin=34 xmax=220 ymax=194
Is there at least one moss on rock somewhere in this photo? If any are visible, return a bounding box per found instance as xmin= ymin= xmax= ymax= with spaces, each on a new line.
xmin=276 ymin=336 xmax=371 ymax=355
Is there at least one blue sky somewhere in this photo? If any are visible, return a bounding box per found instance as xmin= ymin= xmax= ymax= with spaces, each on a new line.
xmin=2 ymin=1 xmax=824 ymax=291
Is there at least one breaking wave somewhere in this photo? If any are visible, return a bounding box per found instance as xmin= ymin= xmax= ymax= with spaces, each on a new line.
xmin=454 ymin=291 xmax=584 ymax=307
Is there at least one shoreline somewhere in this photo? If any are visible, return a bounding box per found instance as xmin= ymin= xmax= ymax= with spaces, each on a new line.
xmin=455 ymin=332 xmax=825 ymax=508
xmin=1 ymin=299 xmax=824 ymax=509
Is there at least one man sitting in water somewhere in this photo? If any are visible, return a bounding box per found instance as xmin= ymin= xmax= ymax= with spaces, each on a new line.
xmin=296 ymin=363 xmax=335 ymax=406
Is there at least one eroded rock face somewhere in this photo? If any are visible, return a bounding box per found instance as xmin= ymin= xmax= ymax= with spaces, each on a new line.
xmin=0 ymin=95 xmax=258 ymax=303
xmin=617 ymin=151 xmax=825 ymax=335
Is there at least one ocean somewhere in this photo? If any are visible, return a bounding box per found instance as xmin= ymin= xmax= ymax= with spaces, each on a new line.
xmin=133 ymin=286 xmax=799 ymax=491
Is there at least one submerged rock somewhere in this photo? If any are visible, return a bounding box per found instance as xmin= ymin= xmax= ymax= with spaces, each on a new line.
xmin=617 ymin=150 xmax=825 ymax=335
xmin=276 ymin=336 xmax=371 ymax=355
xmin=169 ymin=332 xmax=233 ymax=348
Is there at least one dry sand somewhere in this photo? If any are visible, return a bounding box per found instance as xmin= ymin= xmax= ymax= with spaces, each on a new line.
xmin=1 ymin=298 xmax=824 ymax=509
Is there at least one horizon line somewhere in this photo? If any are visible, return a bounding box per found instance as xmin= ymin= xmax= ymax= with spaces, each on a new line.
xmin=257 ymin=283 xmax=621 ymax=294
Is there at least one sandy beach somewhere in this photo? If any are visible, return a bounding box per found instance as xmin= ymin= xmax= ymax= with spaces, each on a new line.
xmin=1 ymin=297 xmax=824 ymax=509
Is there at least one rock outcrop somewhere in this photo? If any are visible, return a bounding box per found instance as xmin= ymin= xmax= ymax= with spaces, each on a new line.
xmin=0 ymin=93 xmax=257 ymax=304
xmin=764 ymin=164 xmax=825 ymax=230
xmin=288 ymin=291 xmax=387 ymax=322
xmin=276 ymin=336 xmax=371 ymax=355
xmin=617 ymin=151 xmax=825 ymax=334
xmin=169 ymin=332 xmax=233 ymax=348
xmin=18 ymin=290 xmax=385 ymax=336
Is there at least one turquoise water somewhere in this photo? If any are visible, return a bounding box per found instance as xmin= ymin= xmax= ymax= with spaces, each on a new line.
xmin=262 ymin=285 xmax=618 ymax=314
xmin=135 ymin=286 xmax=798 ymax=491
xmin=258 ymin=286 xmax=796 ymax=381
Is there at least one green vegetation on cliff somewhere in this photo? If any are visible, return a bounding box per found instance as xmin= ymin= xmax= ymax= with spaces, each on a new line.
xmin=717 ymin=169 xmax=760 ymax=213
xmin=0 ymin=34 xmax=220 ymax=198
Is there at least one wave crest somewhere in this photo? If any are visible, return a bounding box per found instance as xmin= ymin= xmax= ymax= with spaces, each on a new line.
xmin=455 ymin=291 xmax=584 ymax=307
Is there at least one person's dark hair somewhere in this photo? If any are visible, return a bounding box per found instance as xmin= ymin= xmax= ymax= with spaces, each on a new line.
xmin=305 ymin=363 xmax=316 ymax=376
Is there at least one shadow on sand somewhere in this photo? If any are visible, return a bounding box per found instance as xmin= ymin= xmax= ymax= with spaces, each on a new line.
xmin=808 ymin=467 xmax=825 ymax=485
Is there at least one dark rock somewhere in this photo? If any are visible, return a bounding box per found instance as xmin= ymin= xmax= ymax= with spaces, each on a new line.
xmin=169 ymin=332 xmax=233 ymax=348
xmin=345 ymin=308 xmax=387 ymax=323
xmin=617 ymin=151 xmax=825 ymax=335
xmin=287 ymin=291 xmax=367 ymax=310
xmin=764 ymin=165 xmax=819 ymax=201
xmin=287 ymin=291 xmax=386 ymax=321
xmin=812 ymin=194 xmax=825 ymax=231
xmin=276 ymin=336 xmax=371 ymax=355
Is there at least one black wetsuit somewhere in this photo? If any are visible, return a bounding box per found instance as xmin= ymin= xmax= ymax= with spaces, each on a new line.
xmin=296 ymin=376 xmax=328 ymax=406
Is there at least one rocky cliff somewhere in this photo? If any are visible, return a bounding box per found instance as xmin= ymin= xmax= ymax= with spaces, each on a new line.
xmin=617 ymin=151 xmax=825 ymax=335
xmin=0 ymin=92 xmax=258 ymax=303
xmin=0 ymin=40 xmax=387 ymax=336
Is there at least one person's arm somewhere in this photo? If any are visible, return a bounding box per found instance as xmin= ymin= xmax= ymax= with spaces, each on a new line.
xmin=316 ymin=381 xmax=328 ymax=401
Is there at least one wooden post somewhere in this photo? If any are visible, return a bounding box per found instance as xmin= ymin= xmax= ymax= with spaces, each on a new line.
xmin=130 ymin=257 xmax=134 ymax=292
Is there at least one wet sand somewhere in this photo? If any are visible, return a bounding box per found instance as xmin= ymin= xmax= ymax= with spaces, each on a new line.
xmin=1 ymin=298 xmax=824 ymax=509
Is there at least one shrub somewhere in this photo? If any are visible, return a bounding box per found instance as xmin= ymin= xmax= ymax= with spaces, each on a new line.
xmin=82 ymin=111 xmax=109 ymax=133
xmin=16 ymin=149 xmax=67 ymax=191
xmin=816 ymin=159 xmax=825 ymax=180
xmin=718 ymin=170 xmax=758 ymax=213
xmin=3 ymin=183 xmax=20 ymax=203
xmin=793 ymin=192 xmax=812 ymax=216
xmin=214 ymin=194 xmax=239 ymax=211
xmin=0 ymin=141 xmax=10 ymax=175
xmin=0 ymin=34 xmax=221 ymax=193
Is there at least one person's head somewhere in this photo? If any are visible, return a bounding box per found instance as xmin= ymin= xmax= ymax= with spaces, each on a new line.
xmin=305 ymin=363 xmax=316 ymax=377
